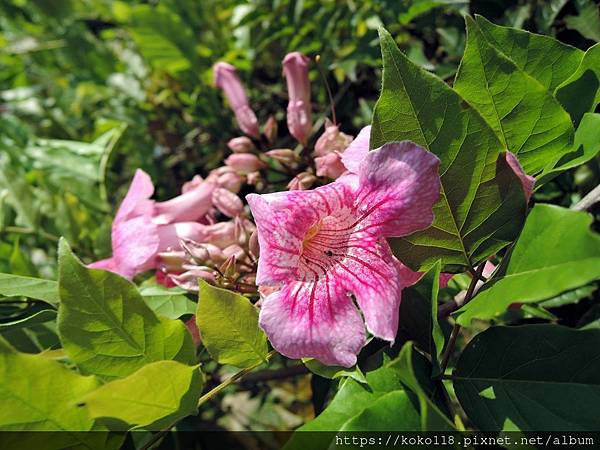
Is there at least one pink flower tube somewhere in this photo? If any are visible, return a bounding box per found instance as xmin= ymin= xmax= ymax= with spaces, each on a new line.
xmin=214 ymin=62 xmax=260 ymax=138
xmin=283 ymin=52 xmax=312 ymax=145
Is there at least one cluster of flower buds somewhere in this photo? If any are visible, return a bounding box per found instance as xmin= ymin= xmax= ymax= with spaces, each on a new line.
xmin=164 ymin=217 xmax=259 ymax=293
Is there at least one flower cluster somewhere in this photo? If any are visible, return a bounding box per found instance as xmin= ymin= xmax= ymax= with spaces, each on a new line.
xmin=93 ymin=49 xmax=535 ymax=368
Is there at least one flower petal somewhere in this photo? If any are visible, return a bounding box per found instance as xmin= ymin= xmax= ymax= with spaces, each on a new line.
xmin=88 ymin=257 xmax=118 ymax=272
xmin=112 ymin=215 xmax=160 ymax=279
xmin=333 ymin=239 xmax=402 ymax=341
xmin=259 ymin=279 xmax=365 ymax=367
xmin=247 ymin=182 xmax=352 ymax=285
xmin=340 ymin=125 xmax=371 ymax=174
xmin=354 ymin=141 xmax=440 ymax=237
xmin=114 ymin=169 xmax=155 ymax=225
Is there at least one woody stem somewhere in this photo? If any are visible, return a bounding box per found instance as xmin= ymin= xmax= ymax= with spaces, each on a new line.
xmin=439 ymin=263 xmax=486 ymax=374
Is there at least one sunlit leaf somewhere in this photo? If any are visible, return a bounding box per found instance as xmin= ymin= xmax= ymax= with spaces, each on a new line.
xmin=57 ymin=240 xmax=196 ymax=380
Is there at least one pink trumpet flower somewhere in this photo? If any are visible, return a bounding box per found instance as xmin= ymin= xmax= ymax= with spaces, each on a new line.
xmin=247 ymin=142 xmax=441 ymax=367
xmin=90 ymin=170 xmax=217 ymax=279
xmin=283 ymin=52 xmax=312 ymax=145
xmin=214 ymin=62 xmax=260 ymax=138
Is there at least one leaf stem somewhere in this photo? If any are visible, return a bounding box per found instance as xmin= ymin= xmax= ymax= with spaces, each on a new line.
xmin=439 ymin=263 xmax=486 ymax=374
xmin=197 ymin=350 xmax=276 ymax=407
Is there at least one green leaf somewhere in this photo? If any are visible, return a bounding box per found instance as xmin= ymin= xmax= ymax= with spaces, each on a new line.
xmin=302 ymin=358 xmax=367 ymax=384
xmin=555 ymin=43 xmax=600 ymax=125
xmin=286 ymin=346 xmax=454 ymax=449
xmin=140 ymin=285 xmax=196 ymax=320
xmin=0 ymin=273 xmax=59 ymax=305
xmin=398 ymin=262 xmax=444 ymax=375
xmin=372 ymin=28 xmax=527 ymax=271
xmin=336 ymin=390 xmax=420 ymax=432
xmin=0 ymin=160 xmax=39 ymax=228
xmin=535 ymin=0 xmax=569 ymax=33
xmin=455 ymin=204 xmax=600 ymax=326
xmin=389 ymin=344 xmax=456 ymax=431
xmin=0 ymin=338 xmax=122 ymax=449
xmin=126 ymin=4 xmax=197 ymax=75
xmin=81 ymin=361 xmax=203 ymax=430
xmin=284 ymin=359 xmax=417 ymax=450
xmin=57 ymin=240 xmax=196 ymax=380
xmin=454 ymin=324 xmax=600 ymax=431
xmin=0 ymin=307 xmax=56 ymax=331
xmin=540 ymin=285 xmax=596 ymax=309
xmin=454 ymin=17 xmax=574 ymax=175
xmin=196 ymin=281 xmax=268 ymax=368
xmin=538 ymin=112 xmax=600 ymax=183
xmin=475 ymin=15 xmax=584 ymax=91
xmin=565 ymin=2 xmax=600 ymax=42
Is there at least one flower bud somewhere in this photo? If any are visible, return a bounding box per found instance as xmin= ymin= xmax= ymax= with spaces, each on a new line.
xmin=287 ymin=171 xmax=316 ymax=190
xmin=249 ymin=231 xmax=260 ymax=257
xmin=283 ymin=52 xmax=312 ymax=145
xmin=203 ymin=221 xmax=238 ymax=248
xmin=314 ymin=119 xmax=353 ymax=156
xmin=181 ymin=174 xmax=204 ymax=193
xmin=265 ymin=148 xmax=298 ymax=165
xmin=170 ymin=267 xmax=216 ymax=291
xmin=223 ymin=244 xmax=246 ymax=262
xmin=246 ymin=171 xmax=261 ymax=186
xmin=219 ymin=254 xmax=237 ymax=279
xmin=225 ymin=153 xmax=266 ymax=174
xmin=315 ymin=152 xmax=346 ymax=179
xmin=227 ymin=136 xmax=256 ymax=154
xmin=264 ymin=116 xmax=278 ymax=143
xmin=218 ymin=171 xmax=244 ymax=193
xmin=214 ymin=62 xmax=260 ymax=138
xmin=212 ymin=187 xmax=244 ymax=218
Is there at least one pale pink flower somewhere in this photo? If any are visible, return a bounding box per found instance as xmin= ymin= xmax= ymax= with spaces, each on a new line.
xmin=283 ymin=52 xmax=312 ymax=145
xmin=247 ymin=142 xmax=441 ymax=366
xmin=90 ymin=170 xmax=217 ymax=279
xmin=214 ymin=62 xmax=260 ymax=138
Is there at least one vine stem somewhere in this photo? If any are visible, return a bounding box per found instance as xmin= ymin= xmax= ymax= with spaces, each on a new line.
xmin=140 ymin=350 xmax=276 ymax=450
xmin=439 ymin=263 xmax=486 ymax=375
xmin=573 ymin=183 xmax=600 ymax=211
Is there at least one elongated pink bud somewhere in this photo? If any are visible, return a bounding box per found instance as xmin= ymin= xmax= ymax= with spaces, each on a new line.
xmin=214 ymin=62 xmax=260 ymax=138
xmin=225 ymin=153 xmax=266 ymax=174
xmin=283 ymin=52 xmax=312 ymax=144
xmin=227 ymin=136 xmax=256 ymax=153
xmin=212 ymin=187 xmax=244 ymax=218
